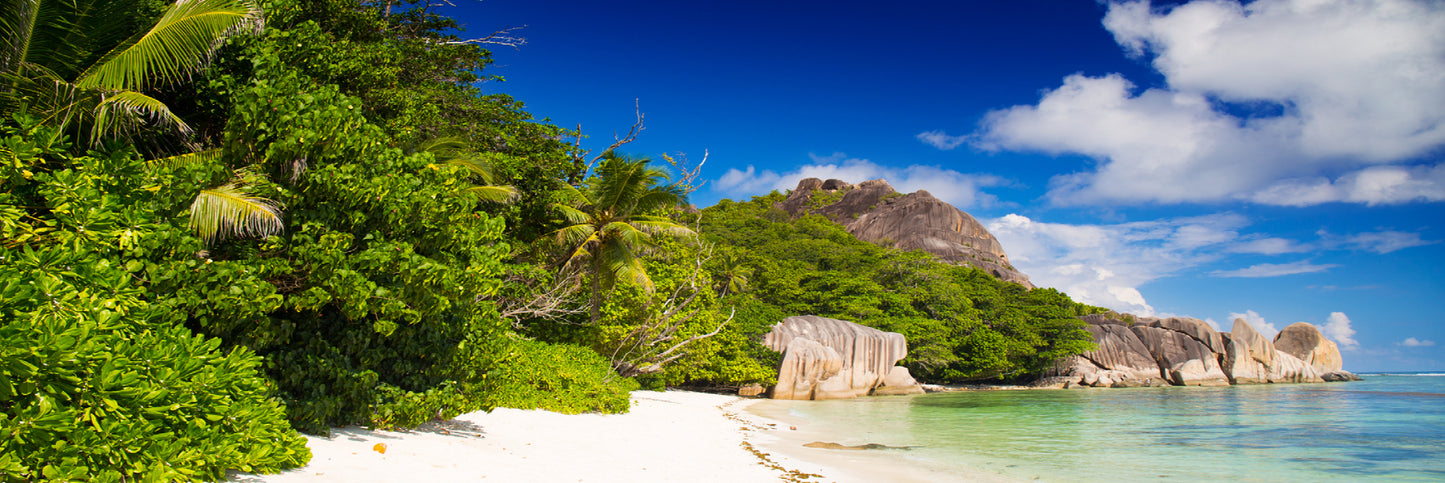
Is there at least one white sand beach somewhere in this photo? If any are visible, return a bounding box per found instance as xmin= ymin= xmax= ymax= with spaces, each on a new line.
xmin=232 ymin=390 xmax=1007 ymax=482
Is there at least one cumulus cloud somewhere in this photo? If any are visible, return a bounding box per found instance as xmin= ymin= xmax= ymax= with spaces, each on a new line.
xmin=1325 ymin=312 xmax=1359 ymax=349
xmin=972 ymin=0 xmax=1445 ymax=207
xmin=987 ymin=212 xmax=1256 ymax=315
xmin=1209 ymin=260 xmax=1339 ymax=278
xmin=916 ymin=130 xmax=968 ymax=150
xmin=1229 ymin=309 xmax=1279 ymax=339
xmin=712 ymin=153 xmax=1007 ymax=208
xmin=1401 ymin=337 xmax=1436 ymax=347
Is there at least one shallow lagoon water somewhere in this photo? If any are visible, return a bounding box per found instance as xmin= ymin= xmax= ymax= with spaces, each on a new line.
xmin=754 ymin=375 xmax=1445 ymax=482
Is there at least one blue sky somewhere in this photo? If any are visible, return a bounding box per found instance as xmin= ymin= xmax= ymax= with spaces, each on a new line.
xmin=446 ymin=0 xmax=1445 ymax=372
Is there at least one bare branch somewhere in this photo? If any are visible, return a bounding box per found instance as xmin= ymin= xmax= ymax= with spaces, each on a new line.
xmin=587 ymin=99 xmax=644 ymax=170
xmin=485 ymin=267 xmax=587 ymax=328
xmin=661 ymin=149 xmax=709 ymax=194
xmin=441 ymin=25 xmax=528 ymax=49
xmin=606 ymin=242 xmax=734 ymax=377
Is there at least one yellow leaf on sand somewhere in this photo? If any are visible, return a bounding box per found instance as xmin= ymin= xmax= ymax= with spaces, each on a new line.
xmin=373 ymin=443 xmax=387 ymax=454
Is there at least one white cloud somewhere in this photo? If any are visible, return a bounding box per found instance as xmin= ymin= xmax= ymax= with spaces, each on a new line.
xmin=916 ymin=130 xmax=968 ymax=150
xmin=1229 ymin=309 xmax=1280 ymax=339
xmin=1209 ymin=260 xmax=1339 ymax=278
xmin=712 ymin=153 xmax=1007 ymax=208
xmin=987 ymin=212 xmax=1254 ymax=315
xmin=1318 ymin=229 xmax=1438 ymax=254
xmin=1325 ymin=312 xmax=1359 ymax=349
xmin=972 ymin=0 xmax=1445 ymax=207
xmin=1401 ymin=337 xmax=1437 ymax=347
xmin=1227 ymin=237 xmax=1311 ymax=255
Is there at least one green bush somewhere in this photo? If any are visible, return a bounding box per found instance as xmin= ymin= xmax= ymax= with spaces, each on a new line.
xmin=0 ymin=118 xmax=310 ymax=481
xmin=475 ymin=338 xmax=637 ymax=414
xmin=0 ymin=307 xmax=310 ymax=482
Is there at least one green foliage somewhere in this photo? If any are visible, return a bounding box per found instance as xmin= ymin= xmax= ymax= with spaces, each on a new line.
xmin=0 ymin=118 xmax=308 ymax=481
xmin=549 ymin=153 xmax=694 ymax=321
xmin=470 ymin=338 xmax=638 ymax=414
xmin=697 ymin=194 xmax=1096 ymax=383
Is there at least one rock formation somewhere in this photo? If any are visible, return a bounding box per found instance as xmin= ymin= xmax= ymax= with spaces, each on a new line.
xmin=762 ymin=315 xmax=924 ymax=399
xmin=776 ymin=178 xmax=1032 ymax=288
xmin=1130 ymin=326 xmax=1231 ymax=386
xmin=1273 ymin=322 xmax=1358 ymax=382
xmin=1042 ymin=312 xmax=1350 ymax=388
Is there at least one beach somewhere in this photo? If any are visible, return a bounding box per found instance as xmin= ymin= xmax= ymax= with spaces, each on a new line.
xmin=231 ymin=390 xmax=1008 ymax=482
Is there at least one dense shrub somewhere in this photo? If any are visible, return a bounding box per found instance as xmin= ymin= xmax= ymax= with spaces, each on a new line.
xmin=474 ymin=338 xmax=638 ymax=415
xmin=0 ymin=120 xmax=309 ymax=480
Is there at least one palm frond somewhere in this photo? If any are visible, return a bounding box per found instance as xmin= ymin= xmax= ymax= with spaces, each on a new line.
xmin=601 ymin=240 xmax=651 ymax=292
xmin=627 ymin=217 xmax=695 ymax=237
xmin=552 ymin=202 xmax=594 ymax=225
xmin=147 ymin=147 xmax=221 ymax=172
xmin=601 ymin=221 xmax=648 ymax=250
xmin=189 ymin=184 xmax=282 ymax=245
xmin=466 ymin=184 xmax=518 ymax=204
xmin=76 ymin=0 xmax=262 ymax=90
xmin=93 ymin=89 xmax=192 ymax=140
xmin=1 ymin=0 xmax=40 ymax=74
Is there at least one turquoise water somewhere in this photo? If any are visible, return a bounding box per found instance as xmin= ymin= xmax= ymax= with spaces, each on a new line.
xmin=755 ymin=375 xmax=1445 ymax=482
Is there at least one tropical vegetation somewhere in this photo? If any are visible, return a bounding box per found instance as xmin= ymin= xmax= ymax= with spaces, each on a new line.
xmin=1 ymin=0 xmax=1097 ymax=480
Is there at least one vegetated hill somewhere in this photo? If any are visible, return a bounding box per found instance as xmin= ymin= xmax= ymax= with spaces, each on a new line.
xmin=697 ymin=192 xmax=1097 ymax=383
xmin=775 ymin=178 xmax=1033 ymax=288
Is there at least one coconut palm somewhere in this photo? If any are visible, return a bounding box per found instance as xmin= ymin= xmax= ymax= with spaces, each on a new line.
xmin=2 ymin=0 xmax=281 ymax=244
xmin=712 ymin=250 xmax=751 ymax=297
xmin=550 ymin=152 xmax=694 ymax=322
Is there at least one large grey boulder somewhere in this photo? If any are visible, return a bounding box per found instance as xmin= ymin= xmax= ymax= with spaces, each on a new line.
xmin=1036 ymin=324 xmax=1170 ymax=388
xmin=1223 ymin=318 xmax=1324 ymax=384
xmin=1274 ymin=322 xmax=1344 ymax=373
xmin=1147 ymin=317 xmax=1226 ymax=354
xmin=770 ymin=338 xmax=844 ymax=400
xmin=763 ymin=315 xmax=921 ymax=400
xmin=1130 ymin=326 xmax=1231 ymax=386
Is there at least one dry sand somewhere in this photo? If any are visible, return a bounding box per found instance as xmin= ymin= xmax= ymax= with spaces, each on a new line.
xmin=232 ymin=390 xmax=1012 ymax=482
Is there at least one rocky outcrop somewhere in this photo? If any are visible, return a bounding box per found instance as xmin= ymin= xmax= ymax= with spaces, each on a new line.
xmin=776 ymin=178 xmax=1032 ymax=288
xmin=1224 ymin=318 xmax=1323 ymax=384
xmin=872 ymin=367 xmax=927 ymax=396
xmin=1039 ymin=323 xmax=1168 ymax=388
xmin=1130 ymin=326 xmax=1231 ymax=386
xmin=1044 ymin=312 xmax=1347 ymax=388
xmin=1274 ymin=322 xmax=1345 ymax=374
xmin=762 ymin=315 xmax=923 ymax=399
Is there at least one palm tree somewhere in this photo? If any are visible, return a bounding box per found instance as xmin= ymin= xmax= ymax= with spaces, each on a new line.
xmin=712 ymin=250 xmax=751 ymax=297
xmin=550 ymin=153 xmax=694 ymax=322
xmin=2 ymin=0 xmax=281 ymax=244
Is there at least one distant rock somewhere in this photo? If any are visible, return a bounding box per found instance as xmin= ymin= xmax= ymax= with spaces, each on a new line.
xmin=1051 ymin=312 xmax=1344 ymax=388
xmin=1224 ymin=318 xmax=1323 ymax=384
xmin=1146 ymin=317 xmax=1226 ymax=354
xmin=776 ymin=178 xmax=1033 ymax=288
xmin=1274 ymin=322 xmax=1344 ymax=373
xmin=762 ymin=315 xmax=922 ymax=400
xmin=1130 ymin=325 xmax=1231 ymax=386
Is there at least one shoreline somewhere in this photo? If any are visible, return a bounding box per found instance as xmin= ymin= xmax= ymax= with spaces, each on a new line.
xmin=231 ymin=389 xmax=1017 ymax=482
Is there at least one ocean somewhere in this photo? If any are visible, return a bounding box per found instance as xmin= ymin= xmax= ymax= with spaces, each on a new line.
xmin=751 ymin=375 xmax=1445 ymax=482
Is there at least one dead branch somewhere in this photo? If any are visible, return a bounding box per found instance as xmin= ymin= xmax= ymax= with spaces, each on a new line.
xmin=608 ymin=242 xmax=733 ymax=377
xmin=661 ymin=149 xmax=709 ymax=195
xmin=441 ymin=25 xmax=528 ymax=49
xmin=485 ymin=267 xmax=587 ymax=328
xmin=582 ymin=99 xmax=644 ymax=172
